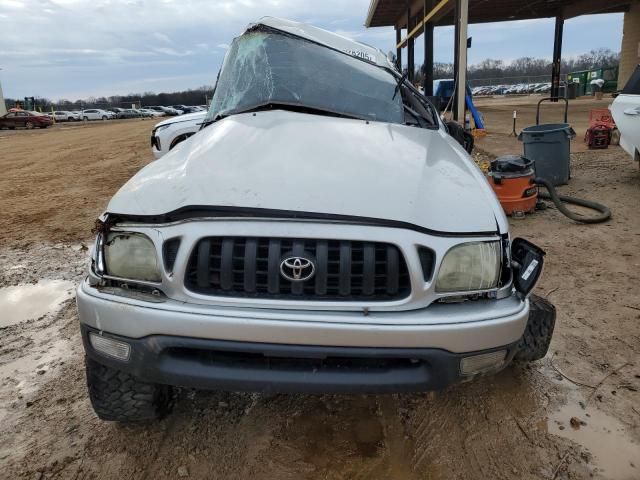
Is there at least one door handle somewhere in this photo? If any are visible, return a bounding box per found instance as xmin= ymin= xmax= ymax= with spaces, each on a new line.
xmin=623 ymin=107 xmax=640 ymax=116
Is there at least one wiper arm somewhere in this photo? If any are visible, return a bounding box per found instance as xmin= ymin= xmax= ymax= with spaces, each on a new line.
xmin=200 ymin=114 xmax=228 ymax=130
xmin=392 ymin=71 xmax=408 ymax=100
xmin=403 ymin=104 xmax=427 ymax=127
xmin=201 ymin=102 xmax=368 ymax=130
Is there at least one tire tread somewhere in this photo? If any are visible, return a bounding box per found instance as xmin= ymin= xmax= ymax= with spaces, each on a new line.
xmin=514 ymin=294 xmax=556 ymax=362
xmin=85 ymin=356 xmax=174 ymax=422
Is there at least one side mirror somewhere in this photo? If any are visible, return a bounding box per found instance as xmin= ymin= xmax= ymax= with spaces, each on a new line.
xmin=511 ymin=238 xmax=545 ymax=297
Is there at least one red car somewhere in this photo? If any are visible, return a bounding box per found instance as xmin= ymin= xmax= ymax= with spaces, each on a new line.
xmin=0 ymin=110 xmax=53 ymax=129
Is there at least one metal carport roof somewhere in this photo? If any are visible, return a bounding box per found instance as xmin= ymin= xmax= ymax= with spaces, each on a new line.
xmin=366 ymin=0 xmax=632 ymax=28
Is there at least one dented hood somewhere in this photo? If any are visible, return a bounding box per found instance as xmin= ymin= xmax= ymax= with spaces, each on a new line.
xmin=107 ymin=110 xmax=504 ymax=234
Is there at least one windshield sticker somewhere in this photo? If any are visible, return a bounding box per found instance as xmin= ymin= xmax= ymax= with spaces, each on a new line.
xmin=521 ymin=259 xmax=539 ymax=280
xmin=343 ymin=49 xmax=375 ymax=63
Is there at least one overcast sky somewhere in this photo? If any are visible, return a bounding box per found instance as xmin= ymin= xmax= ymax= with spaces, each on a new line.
xmin=0 ymin=0 xmax=624 ymax=100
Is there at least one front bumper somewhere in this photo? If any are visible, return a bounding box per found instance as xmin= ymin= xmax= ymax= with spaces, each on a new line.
xmin=77 ymin=279 xmax=528 ymax=393
xmin=77 ymin=279 xmax=529 ymax=352
xmin=81 ymin=324 xmax=518 ymax=393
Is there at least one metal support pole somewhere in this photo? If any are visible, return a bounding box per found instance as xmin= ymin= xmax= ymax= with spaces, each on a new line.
xmin=407 ymin=7 xmax=415 ymax=82
xmin=423 ymin=0 xmax=434 ymax=95
xmin=395 ymin=27 xmax=402 ymax=71
xmin=453 ymin=0 xmax=459 ymax=119
xmin=408 ymin=38 xmax=415 ymax=82
xmin=551 ymin=14 xmax=564 ymax=102
xmin=454 ymin=0 xmax=468 ymax=122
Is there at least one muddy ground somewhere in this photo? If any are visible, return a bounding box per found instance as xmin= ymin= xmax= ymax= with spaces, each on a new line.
xmin=0 ymin=105 xmax=639 ymax=480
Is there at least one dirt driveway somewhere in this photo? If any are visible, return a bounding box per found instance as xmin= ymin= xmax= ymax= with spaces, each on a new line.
xmin=0 ymin=113 xmax=639 ymax=480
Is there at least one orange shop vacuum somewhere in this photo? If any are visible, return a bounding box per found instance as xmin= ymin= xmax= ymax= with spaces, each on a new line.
xmin=487 ymin=155 xmax=537 ymax=217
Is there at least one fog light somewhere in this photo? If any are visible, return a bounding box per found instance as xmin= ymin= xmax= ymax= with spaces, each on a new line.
xmin=460 ymin=350 xmax=506 ymax=376
xmin=89 ymin=333 xmax=131 ymax=361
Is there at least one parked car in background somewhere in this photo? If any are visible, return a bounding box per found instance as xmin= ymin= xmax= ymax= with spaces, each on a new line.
xmin=611 ymin=65 xmax=640 ymax=166
xmin=139 ymin=108 xmax=163 ymax=118
xmin=118 ymin=109 xmax=140 ymax=119
xmin=47 ymin=110 xmax=79 ymax=122
xmin=0 ymin=110 xmax=53 ymax=129
xmin=109 ymin=108 xmax=126 ymax=117
xmin=146 ymin=106 xmax=182 ymax=116
xmin=534 ymin=83 xmax=552 ymax=94
xmin=151 ymin=110 xmax=206 ymax=159
xmin=80 ymin=109 xmax=112 ymax=121
xmin=145 ymin=106 xmax=169 ymax=116
xmin=170 ymin=105 xmax=200 ymax=114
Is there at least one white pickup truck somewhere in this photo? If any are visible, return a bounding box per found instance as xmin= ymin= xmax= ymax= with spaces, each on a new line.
xmin=150 ymin=111 xmax=206 ymax=159
xmin=77 ymin=17 xmax=554 ymax=422
xmin=611 ymin=64 xmax=640 ymax=166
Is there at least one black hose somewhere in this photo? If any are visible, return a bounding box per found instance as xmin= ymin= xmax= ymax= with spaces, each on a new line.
xmin=534 ymin=177 xmax=611 ymax=224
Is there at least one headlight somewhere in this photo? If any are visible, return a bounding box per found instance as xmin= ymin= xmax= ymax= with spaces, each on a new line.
xmin=103 ymin=232 xmax=161 ymax=282
xmin=436 ymin=241 xmax=501 ymax=292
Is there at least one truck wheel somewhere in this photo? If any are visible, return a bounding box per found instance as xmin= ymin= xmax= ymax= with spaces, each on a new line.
xmin=514 ymin=294 xmax=556 ymax=362
xmin=85 ymin=356 xmax=175 ymax=422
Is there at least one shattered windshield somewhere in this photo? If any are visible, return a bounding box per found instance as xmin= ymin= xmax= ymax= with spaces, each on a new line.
xmin=205 ymin=29 xmax=404 ymax=125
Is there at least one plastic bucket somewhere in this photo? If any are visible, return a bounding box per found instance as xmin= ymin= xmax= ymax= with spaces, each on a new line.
xmin=518 ymin=123 xmax=576 ymax=186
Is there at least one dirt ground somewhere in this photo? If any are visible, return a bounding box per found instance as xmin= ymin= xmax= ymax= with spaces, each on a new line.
xmin=474 ymin=95 xmax=615 ymax=156
xmin=0 ymin=102 xmax=639 ymax=480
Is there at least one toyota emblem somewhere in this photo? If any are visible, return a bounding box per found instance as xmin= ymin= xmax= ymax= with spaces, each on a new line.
xmin=280 ymin=255 xmax=316 ymax=282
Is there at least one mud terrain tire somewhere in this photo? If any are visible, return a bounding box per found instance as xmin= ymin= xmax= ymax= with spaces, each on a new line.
xmin=514 ymin=294 xmax=556 ymax=362
xmin=86 ymin=356 xmax=174 ymax=422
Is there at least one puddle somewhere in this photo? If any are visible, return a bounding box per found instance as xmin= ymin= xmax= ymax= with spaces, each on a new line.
xmin=0 ymin=280 xmax=74 ymax=328
xmin=548 ymin=401 xmax=640 ymax=479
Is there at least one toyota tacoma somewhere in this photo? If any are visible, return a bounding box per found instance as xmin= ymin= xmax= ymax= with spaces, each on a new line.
xmin=77 ymin=17 xmax=555 ymax=422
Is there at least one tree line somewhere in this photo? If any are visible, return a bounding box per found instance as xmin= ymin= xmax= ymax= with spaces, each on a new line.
xmin=413 ymin=48 xmax=619 ymax=84
xmin=4 ymin=49 xmax=619 ymax=111
xmin=4 ymin=86 xmax=214 ymax=112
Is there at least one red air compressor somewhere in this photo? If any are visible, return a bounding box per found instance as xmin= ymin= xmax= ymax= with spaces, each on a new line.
xmin=584 ymin=109 xmax=616 ymax=149
xmin=487 ymin=155 xmax=538 ymax=216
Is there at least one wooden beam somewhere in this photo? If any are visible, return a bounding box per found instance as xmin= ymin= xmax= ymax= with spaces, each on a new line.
xmin=396 ymin=0 xmax=453 ymax=49
xmin=365 ymin=0 xmax=382 ymax=28
xmin=562 ymin=0 xmax=631 ymax=19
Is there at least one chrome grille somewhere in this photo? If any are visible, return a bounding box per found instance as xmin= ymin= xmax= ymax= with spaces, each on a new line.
xmin=185 ymin=237 xmax=411 ymax=301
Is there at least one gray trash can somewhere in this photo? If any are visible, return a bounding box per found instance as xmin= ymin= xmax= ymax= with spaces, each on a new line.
xmin=518 ymin=98 xmax=576 ymax=186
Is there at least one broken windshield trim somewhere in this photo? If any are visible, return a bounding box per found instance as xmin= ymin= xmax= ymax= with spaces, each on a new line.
xmin=247 ymin=23 xmax=383 ymax=69
xmin=201 ymin=100 xmax=372 ymax=129
xmin=103 ymin=207 xmax=498 ymax=238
